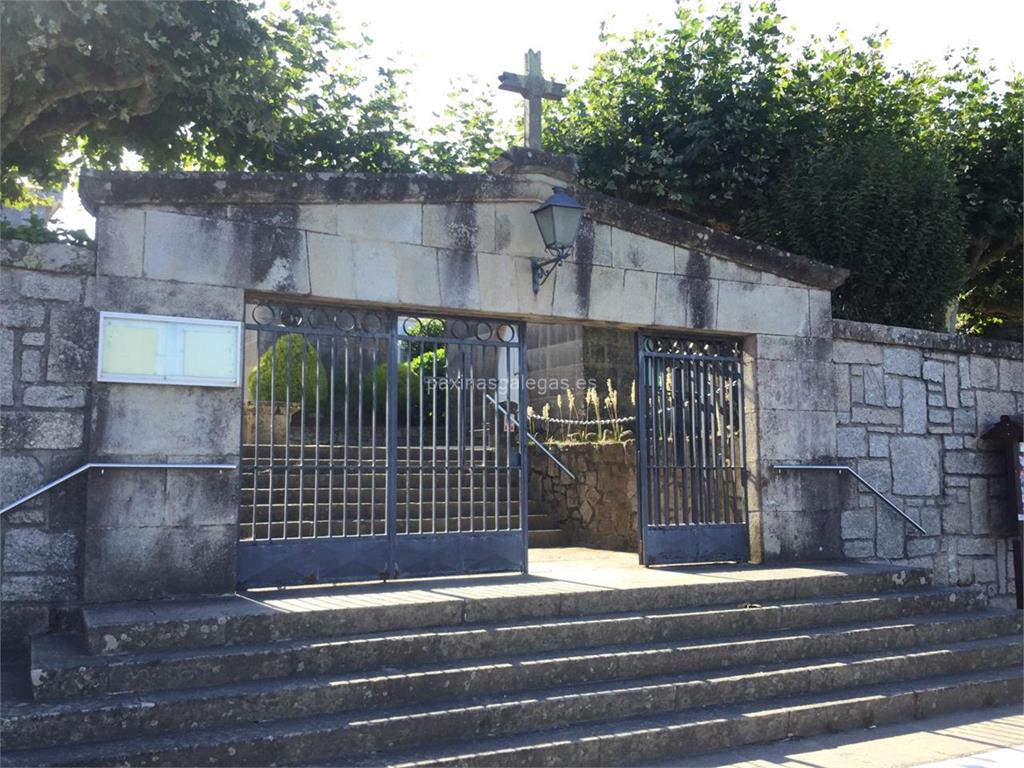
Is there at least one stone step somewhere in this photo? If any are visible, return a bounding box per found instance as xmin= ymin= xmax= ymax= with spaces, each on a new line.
xmin=239 ymin=509 xmax=537 ymax=528
xmin=5 ymin=646 xmax=1020 ymax=766
xmin=239 ymin=500 xmax=524 ymax=521
xmin=33 ymin=589 xmax=991 ymax=700
xmin=239 ymin=517 xmax=541 ymax=540
xmin=351 ymin=668 xmax=1023 ymax=768
xmin=74 ymin=563 xmax=931 ymax=657
xmin=241 ymin=445 xmax=502 ymax=461
xmin=7 ymin=616 xmax=1018 ymax=751
xmin=240 ymin=484 xmax=522 ymax=503
xmin=528 ymin=528 xmax=568 ymax=547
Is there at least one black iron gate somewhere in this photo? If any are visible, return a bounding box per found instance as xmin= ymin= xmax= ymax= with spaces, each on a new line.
xmin=237 ymin=301 xmax=528 ymax=588
xmin=636 ymin=333 xmax=749 ymax=564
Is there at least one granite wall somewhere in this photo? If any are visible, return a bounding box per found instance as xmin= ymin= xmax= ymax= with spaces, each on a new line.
xmin=830 ymin=320 xmax=1023 ymax=605
xmin=529 ymin=442 xmax=638 ymax=552
xmin=1 ymin=240 xmax=97 ymax=649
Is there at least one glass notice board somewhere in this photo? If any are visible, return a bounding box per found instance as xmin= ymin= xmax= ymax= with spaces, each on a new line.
xmin=97 ymin=312 xmax=242 ymax=387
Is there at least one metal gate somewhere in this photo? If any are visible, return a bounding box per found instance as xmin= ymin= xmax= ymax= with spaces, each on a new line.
xmin=636 ymin=333 xmax=749 ymax=564
xmin=237 ymin=301 xmax=528 ymax=588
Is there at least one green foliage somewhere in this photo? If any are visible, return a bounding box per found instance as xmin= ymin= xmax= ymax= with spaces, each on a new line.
xmin=547 ymin=2 xmax=1021 ymax=335
xmin=247 ymin=334 xmax=329 ymax=408
xmin=418 ymin=79 xmax=515 ymax=174
xmin=0 ymin=0 xmax=425 ymax=204
xmin=0 ymin=213 xmax=92 ymax=248
xmin=404 ymin=317 xmax=445 ymax=338
xmin=546 ymin=2 xmax=794 ymax=228
xmin=952 ymin=76 xmax=1023 ymax=334
xmin=364 ymin=348 xmax=447 ymax=424
xmin=364 ymin=320 xmax=448 ymax=423
xmin=762 ymin=135 xmax=966 ymax=329
xmin=400 ymin=317 xmax=445 ymax=357
xmin=0 ymin=0 xmax=514 ymax=205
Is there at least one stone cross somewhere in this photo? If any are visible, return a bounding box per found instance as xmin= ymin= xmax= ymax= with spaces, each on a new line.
xmin=499 ymin=50 xmax=566 ymax=150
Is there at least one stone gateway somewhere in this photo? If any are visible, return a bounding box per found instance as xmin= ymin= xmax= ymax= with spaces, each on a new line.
xmin=2 ymin=147 xmax=1021 ymax=615
xmin=0 ymin=146 xmax=1021 ymax=767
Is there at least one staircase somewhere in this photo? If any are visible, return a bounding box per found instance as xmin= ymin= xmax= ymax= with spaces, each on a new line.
xmin=2 ymin=564 xmax=1020 ymax=767
xmin=239 ymin=443 xmax=565 ymax=546
xmin=525 ymin=499 xmax=566 ymax=547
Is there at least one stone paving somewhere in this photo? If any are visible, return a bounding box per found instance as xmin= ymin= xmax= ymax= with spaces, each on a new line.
xmin=664 ymin=705 xmax=1024 ymax=767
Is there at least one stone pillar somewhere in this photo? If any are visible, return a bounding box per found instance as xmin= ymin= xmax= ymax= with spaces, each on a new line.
xmin=750 ymin=290 xmax=844 ymax=561
xmin=82 ymin=207 xmax=244 ymax=602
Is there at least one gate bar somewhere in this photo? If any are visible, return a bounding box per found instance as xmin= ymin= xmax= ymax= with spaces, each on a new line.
xmin=386 ymin=311 xmax=399 ymax=575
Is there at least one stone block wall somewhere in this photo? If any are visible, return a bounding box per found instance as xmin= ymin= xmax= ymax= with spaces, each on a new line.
xmin=831 ymin=320 xmax=1023 ymax=605
xmin=529 ymin=442 xmax=638 ymax=551
xmin=525 ymin=323 xmax=586 ymax=408
xmin=1 ymin=240 xmax=97 ymax=649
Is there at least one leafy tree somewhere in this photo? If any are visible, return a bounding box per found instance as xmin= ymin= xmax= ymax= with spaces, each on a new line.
xmin=765 ymin=135 xmax=965 ymax=329
xmin=1 ymin=0 xmax=422 ymax=204
xmin=949 ymin=75 xmax=1023 ymax=335
xmin=418 ymin=79 xmax=515 ymax=174
xmin=546 ymin=3 xmax=795 ymax=230
xmin=547 ymin=2 xmax=1022 ymax=335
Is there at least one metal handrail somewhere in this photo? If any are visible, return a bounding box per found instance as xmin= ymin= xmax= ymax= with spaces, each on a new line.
xmin=772 ymin=464 xmax=928 ymax=535
xmin=485 ymin=394 xmax=576 ymax=480
xmin=0 ymin=462 xmax=237 ymax=516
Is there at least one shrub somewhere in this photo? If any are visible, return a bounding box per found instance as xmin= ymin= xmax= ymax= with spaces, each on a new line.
xmin=364 ymin=348 xmax=447 ymax=424
xmin=247 ymin=333 xmax=329 ymax=408
xmin=765 ymin=135 xmax=966 ymax=330
xmin=401 ymin=317 xmax=446 ymax=357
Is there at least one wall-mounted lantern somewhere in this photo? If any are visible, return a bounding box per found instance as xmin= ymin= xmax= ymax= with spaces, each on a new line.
xmin=530 ymin=187 xmax=584 ymax=293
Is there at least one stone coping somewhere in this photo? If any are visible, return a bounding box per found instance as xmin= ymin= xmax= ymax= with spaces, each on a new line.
xmin=78 ymin=164 xmax=847 ymax=291
xmin=0 ymin=239 xmax=95 ymax=275
xmin=834 ymin=319 xmax=1022 ymax=360
xmin=574 ymin=189 xmax=848 ymax=290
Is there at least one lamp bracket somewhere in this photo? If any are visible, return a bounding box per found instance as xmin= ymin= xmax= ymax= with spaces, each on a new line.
xmin=531 ymin=247 xmax=572 ymax=293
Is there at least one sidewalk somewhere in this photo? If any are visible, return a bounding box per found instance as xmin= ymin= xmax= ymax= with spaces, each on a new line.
xmin=662 ymin=705 xmax=1024 ymax=767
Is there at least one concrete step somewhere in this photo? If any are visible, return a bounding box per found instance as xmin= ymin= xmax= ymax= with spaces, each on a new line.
xmin=6 ymin=615 xmax=1018 ymax=751
xmin=350 ymin=668 xmax=1023 ymax=768
xmin=31 ymin=589 xmax=993 ymax=700
xmin=5 ymin=644 xmax=1020 ymax=766
xmin=528 ymin=528 xmax=568 ymax=547
xmin=72 ymin=563 xmax=933 ymax=657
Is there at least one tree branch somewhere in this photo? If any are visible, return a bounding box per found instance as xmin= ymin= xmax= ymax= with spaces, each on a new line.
xmin=1 ymin=56 xmax=151 ymax=151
